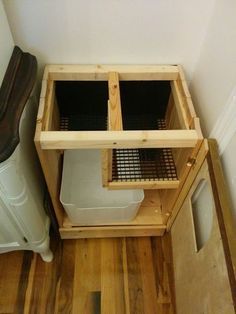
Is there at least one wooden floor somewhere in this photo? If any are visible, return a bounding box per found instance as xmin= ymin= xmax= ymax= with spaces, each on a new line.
xmin=0 ymin=235 xmax=175 ymax=314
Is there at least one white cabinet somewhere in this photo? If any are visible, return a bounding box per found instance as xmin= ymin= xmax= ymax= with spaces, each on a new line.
xmin=0 ymin=97 xmax=53 ymax=262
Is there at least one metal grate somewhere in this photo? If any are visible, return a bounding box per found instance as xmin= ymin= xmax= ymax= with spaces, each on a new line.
xmin=112 ymin=118 xmax=178 ymax=182
xmin=60 ymin=115 xmax=178 ymax=182
xmin=112 ymin=148 xmax=178 ymax=182
xmin=60 ymin=116 xmax=167 ymax=131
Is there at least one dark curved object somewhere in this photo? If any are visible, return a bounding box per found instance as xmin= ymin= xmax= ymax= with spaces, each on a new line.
xmin=0 ymin=46 xmax=37 ymax=162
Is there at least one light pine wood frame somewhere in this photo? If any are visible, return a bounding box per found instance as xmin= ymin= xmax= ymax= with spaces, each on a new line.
xmin=35 ymin=64 xmax=204 ymax=237
xmin=39 ymin=64 xmax=200 ymax=150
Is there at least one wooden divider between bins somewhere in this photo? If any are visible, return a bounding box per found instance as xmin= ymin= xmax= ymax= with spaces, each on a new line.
xmin=102 ymin=72 xmax=123 ymax=187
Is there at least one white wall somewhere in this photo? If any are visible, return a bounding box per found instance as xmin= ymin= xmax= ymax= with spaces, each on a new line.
xmin=190 ymin=0 xmax=236 ymax=221
xmin=0 ymin=1 xmax=14 ymax=84
xmin=3 ymin=0 xmax=215 ymax=80
xmin=190 ymin=0 xmax=236 ymax=136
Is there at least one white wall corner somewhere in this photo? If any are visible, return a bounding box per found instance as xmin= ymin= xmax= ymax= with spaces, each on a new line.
xmin=210 ymin=86 xmax=236 ymax=155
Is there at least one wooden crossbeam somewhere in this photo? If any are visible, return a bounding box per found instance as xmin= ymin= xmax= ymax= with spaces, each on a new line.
xmin=40 ymin=130 xmax=199 ymax=150
xmin=47 ymin=64 xmax=179 ymax=81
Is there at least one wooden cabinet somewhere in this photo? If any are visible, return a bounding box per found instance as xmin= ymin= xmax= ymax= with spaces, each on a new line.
xmin=35 ymin=64 xmax=204 ymax=237
xmin=35 ymin=64 xmax=235 ymax=311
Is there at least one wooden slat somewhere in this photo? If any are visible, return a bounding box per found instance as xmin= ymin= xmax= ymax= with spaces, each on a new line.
xmin=165 ymin=94 xmax=182 ymax=130
xmin=107 ymin=180 xmax=179 ymax=190
xmin=57 ymin=241 xmax=76 ymax=313
xmin=151 ymin=235 xmax=176 ymax=312
xmin=42 ymin=80 xmax=55 ymax=131
xmin=42 ymin=65 xmax=50 ymax=80
xmin=161 ymin=114 xmax=204 ymax=223
xmin=177 ymin=65 xmax=196 ymax=118
xmin=101 ymin=239 xmax=125 ymax=314
xmin=101 ymin=149 xmax=112 ymax=187
xmin=108 ymin=72 xmax=123 ymax=130
xmin=40 ymin=130 xmax=199 ymax=150
xmin=126 ymin=238 xmax=159 ymax=313
xmin=23 ymin=253 xmax=37 ymax=314
xmin=166 ymin=140 xmax=208 ymax=229
xmin=0 ymin=251 xmax=23 ymax=313
xmin=46 ymin=64 xmax=179 ymax=81
xmin=72 ymin=239 xmax=101 ymax=313
xmin=171 ymin=80 xmax=189 ymax=129
xmin=169 ymin=118 xmax=203 ymax=186
xmin=103 ymin=73 xmax=123 ymax=187
xmin=28 ymin=244 xmax=61 ymax=313
xmin=39 ymin=79 xmax=48 ymax=99
xmin=60 ymin=225 xmax=166 ymax=239
xmin=122 ymin=238 xmax=131 ymax=314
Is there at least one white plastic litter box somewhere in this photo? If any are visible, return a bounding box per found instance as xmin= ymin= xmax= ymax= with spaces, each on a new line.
xmin=60 ymin=150 xmax=144 ymax=225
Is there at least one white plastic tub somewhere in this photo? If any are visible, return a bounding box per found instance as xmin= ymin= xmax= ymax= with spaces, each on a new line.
xmin=60 ymin=150 xmax=144 ymax=225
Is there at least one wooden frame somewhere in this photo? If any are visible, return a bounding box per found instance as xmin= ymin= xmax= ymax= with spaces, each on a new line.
xmin=35 ymin=64 xmax=204 ymax=238
xmin=40 ymin=130 xmax=199 ymax=150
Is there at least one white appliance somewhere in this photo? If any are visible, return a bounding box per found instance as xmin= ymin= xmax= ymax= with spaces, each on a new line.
xmin=0 ymin=46 xmax=53 ymax=262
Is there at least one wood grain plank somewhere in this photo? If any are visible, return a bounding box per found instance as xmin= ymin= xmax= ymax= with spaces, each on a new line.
xmin=122 ymin=238 xmax=131 ymax=314
xmin=101 ymin=238 xmax=125 ymax=314
xmin=0 ymin=251 xmax=23 ymax=314
xmin=151 ymin=235 xmax=175 ymax=313
xmin=108 ymin=72 xmax=123 ymax=131
xmin=23 ymin=253 xmax=38 ymax=314
xmin=107 ymin=180 xmax=179 ymax=190
xmin=137 ymin=238 xmax=159 ymax=313
xmin=46 ymin=64 xmax=179 ymax=81
xmin=60 ymin=225 xmax=165 ymax=239
xmin=166 ymin=140 xmax=208 ymax=229
xmin=57 ymin=240 xmax=76 ymax=314
xmin=40 ymin=130 xmax=199 ymax=150
xmin=170 ymin=81 xmax=189 ymax=129
xmin=29 ymin=241 xmax=61 ymax=314
xmin=101 ymin=149 xmax=112 ymax=187
xmin=14 ymin=251 xmax=34 ymax=314
xmin=126 ymin=238 xmax=145 ymax=314
xmin=72 ymin=239 xmax=101 ymax=314
xmin=0 ymin=236 xmax=175 ymax=314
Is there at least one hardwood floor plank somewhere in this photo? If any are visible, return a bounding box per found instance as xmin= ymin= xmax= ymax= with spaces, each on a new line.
xmin=28 ymin=241 xmax=61 ymax=314
xmin=122 ymin=238 xmax=131 ymax=314
xmin=23 ymin=253 xmax=37 ymax=314
xmin=101 ymin=238 xmax=125 ymax=314
xmin=0 ymin=251 xmax=23 ymax=314
xmin=126 ymin=238 xmax=145 ymax=314
xmin=57 ymin=240 xmax=76 ymax=314
xmin=14 ymin=251 xmax=34 ymax=314
xmin=0 ymin=236 xmax=175 ymax=314
xmin=137 ymin=238 xmax=159 ymax=313
xmin=72 ymin=239 xmax=101 ymax=314
xmin=151 ymin=237 xmax=171 ymax=304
